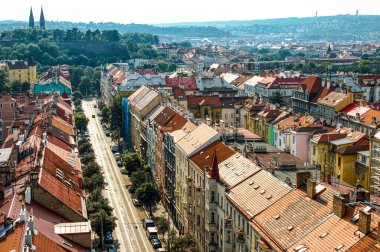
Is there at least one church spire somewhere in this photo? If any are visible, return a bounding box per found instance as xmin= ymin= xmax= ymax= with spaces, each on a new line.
xmin=29 ymin=7 xmax=34 ymax=29
xmin=40 ymin=6 xmax=45 ymax=30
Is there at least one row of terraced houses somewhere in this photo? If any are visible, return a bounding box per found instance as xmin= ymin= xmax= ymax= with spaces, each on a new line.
xmin=127 ymin=84 xmax=380 ymax=252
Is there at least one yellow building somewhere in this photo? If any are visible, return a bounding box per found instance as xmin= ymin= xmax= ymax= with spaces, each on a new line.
xmin=310 ymin=129 xmax=370 ymax=190
xmin=1 ymin=59 xmax=37 ymax=88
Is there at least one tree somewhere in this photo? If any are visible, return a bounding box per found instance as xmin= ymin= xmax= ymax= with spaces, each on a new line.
xmin=130 ymin=169 xmax=148 ymax=189
xmin=121 ymin=152 xmax=143 ymax=175
xmin=88 ymin=208 xmax=116 ymax=238
xmin=79 ymin=142 xmax=93 ymax=154
xmin=83 ymin=161 xmax=100 ymax=177
xmin=110 ymin=95 xmax=123 ymax=130
xmin=84 ymin=173 xmax=105 ymax=191
xmin=156 ymin=217 xmax=170 ymax=242
xmin=135 ymin=183 xmax=161 ymax=215
xmin=269 ymin=91 xmax=285 ymax=107
xmin=81 ymin=152 xmax=96 ymax=165
xmin=170 ymin=234 xmax=197 ymax=252
xmin=75 ymin=112 xmax=88 ymax=132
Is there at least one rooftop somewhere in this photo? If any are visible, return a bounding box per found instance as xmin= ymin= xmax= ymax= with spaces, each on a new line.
xmin=227 ymin=169 xmax=291 ymax=218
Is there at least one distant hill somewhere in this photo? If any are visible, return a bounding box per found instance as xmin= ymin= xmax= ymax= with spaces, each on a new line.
xmin=1 ymin=15 xmax=379 ymax=41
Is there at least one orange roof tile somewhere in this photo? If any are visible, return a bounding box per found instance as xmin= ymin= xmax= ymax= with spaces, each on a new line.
xmin=189 ymin=141 xmax=235 ymax=172
xmin=289 ymin=215 xmax=360 ymax=251
xmin=255 ymin=188 xmax=335 ymax=248
xmin=38 ymin=168 xmax=86 ymax=219
xmin=0 ymin=223 xmax=24 ymax=251
xmin=227 ymin=170 xmax=291 ymax=218
xmin=362 ymin=109 xmax=380 ymax=126
xmin=34 ymin=229 xmax=70 ymax=252
xmin=51 ymin=116 xmax=74 ymax=136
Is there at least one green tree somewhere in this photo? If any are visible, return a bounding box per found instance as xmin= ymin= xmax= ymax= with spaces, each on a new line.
xmin=75 ymin=112 xmax=88 ymax=132
xmin=135 ymin=183 xmax=161 ymax=215
xmin=110 ymin=95 xmax=123 ymax=130
xmin=83 ymin=161 xmax=100 ymax=177
xmin=156 ymin=217 xmax=170 ymax=242
xmin=0 ymin=69 xmax=8 ymax=92
xmin=121 ymin=152 xmax=143 ymax=175
xmin=84 ymin=173 xmax=105 ymax=191
xmin=79 ymin=142 xmax=93 ymax=154
xmin=88 ymin=208 xmax=116 ymax=237
xmin=170 ymin=234 xmax=197 ymax=252
xmin=81 ymin=152 xmax=96 ymax=165
xmin=130 ymin=169 xmax=149 ymax=189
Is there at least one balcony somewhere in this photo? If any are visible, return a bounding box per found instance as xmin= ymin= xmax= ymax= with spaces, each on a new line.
xmin=225 ymin=216 xmax=233 ymax=229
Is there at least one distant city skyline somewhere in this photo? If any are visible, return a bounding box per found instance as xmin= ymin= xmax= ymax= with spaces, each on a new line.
xmin=1 ymin=0 xmax=380 ymax=24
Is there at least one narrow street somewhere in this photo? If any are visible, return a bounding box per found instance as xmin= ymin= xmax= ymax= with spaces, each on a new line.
xmin=83 ymin=99 xmax=154 ymax=252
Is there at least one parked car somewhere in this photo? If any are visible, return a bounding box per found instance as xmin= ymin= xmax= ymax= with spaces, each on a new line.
xmin=93 ymin=104 xmax=97 ymax=108
xmin=157 ymin=248 xmax=166 ymax=252
xmin=84 ymin=131 xmax=89 ymax=137
xmin=104 ymin=232 xmax=113 ymax=244
xmin=121 ymin=167 xmax=127 ymax=174
xmin=133 ymin=198 xmax=142 ymax=206
xmin=150 ymin=238 xmax=162 ymax=249
xmin=92 ymin=114 xmax=95 ymax=118
xmin=117 ymin=161 xmax=122 ymax=167
xmin=110 ymin=145 xmax=118 ymax=153
xmin=105 ymin=130 xmax=110 ymax=137
xmin=108 ymin=245 xmax=116 ymax=252
xmin=147 ymin=226 xmax=158 ymax=240
xmin=143 ymin=218 xmax=155 ymax=230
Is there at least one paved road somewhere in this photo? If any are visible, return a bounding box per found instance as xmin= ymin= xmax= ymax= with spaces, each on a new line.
xmin=83 ymin=99 xmax=154 ymax=252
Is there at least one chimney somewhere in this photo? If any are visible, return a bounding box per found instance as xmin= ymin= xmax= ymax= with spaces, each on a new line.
xmin=28 ymin=215 xmax=34 ymax=232
xmin=333 ymin=194 xmax=346 ymax=218
xmin=296 ymin=171 xmax=310 ymax=188
xmin=358 ymin=209 xmax=371 ymax=235
xmin=341 ymin=193 xmax=350 ymax=203
xmin=307 ymin=178 xmax=316 ymax=199
xmin=356 ymin=113 xmax=360 ymax=121
xmin=24 ymin=228 xmax=33 ymax=247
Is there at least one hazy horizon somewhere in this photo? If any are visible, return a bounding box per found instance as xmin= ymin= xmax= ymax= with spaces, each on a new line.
xmin=1 ymin=0 xmax=380 ymax=25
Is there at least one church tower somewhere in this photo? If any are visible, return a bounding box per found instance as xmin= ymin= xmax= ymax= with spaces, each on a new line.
xmin=40 ymin=6 xmax=45 ymax=30
xmin=29 ymin=7 xmax=34 ymax=29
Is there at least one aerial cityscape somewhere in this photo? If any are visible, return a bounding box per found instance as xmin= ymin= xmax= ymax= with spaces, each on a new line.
xmin=0 ymin=1 xmax=380 ymax=252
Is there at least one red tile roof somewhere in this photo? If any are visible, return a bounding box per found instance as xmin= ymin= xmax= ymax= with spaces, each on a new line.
xmin=0 ymin=223 xmax=24 ymax=251
xmin=341 ymin=103 xmax=358 ymax=114
xmin=165 ymin=77 xmax=197 ymax=90
xmin=189 ymin=141 xmax=235 ymax=172
xmin=26 ymin=202 xmax=86 ymax=252
xmin=187 ymin=95 xmax=221 ymax=108
xmin=295 ymin=76 xmax=322 ymax=94
xmin=38 ymin=168 xmax=85 ymax=218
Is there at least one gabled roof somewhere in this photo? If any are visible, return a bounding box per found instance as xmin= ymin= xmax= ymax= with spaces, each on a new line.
xmin=295 ymin=76 xmax=322 ymax=94
xmin=165 ymin=77 xmax=196 ymax=90
xmin=255 ymin=187 xmax=335 ymax=248
xmin=128 ymin=85 xmax=150 ymax=106
xmin=227 ymin=170 xmax=291 ymax=219
xmin=317 ymin=91 xmax=348 ymax=108
xmin=361 ymin=109 xmax=380 ymax=126
xmin=187 ymin=95 xmax=221 ymax=108
xmin=153 ymin=107 xmax=177 ymax=126
xmin=274 ymin=116 xmax=314 ymax=131
xmin=218 ymin=154 xmax=261 ymax=188
xmin=51 ymin=116 xmax=75 ymax=136
xmin=189 ymin=140 xmax=235 ymax=172
xmin=177 ymin=123 xmax=220 ymax=157
xmin=160 ymin=113 xmax=188 ymax=133
xmin=289 ymin=215 xmax=360 ymax=252
xmin=38 ymin=168 xmax=86 ymax=219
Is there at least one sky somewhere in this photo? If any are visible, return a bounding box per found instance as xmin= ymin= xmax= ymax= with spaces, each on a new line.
xmin=2 ymin=0 xmax=380 ymax=24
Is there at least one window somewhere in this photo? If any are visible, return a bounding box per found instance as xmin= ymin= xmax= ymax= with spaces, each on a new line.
xmin=338 ymin=157 xmax=341 ymax=167
xmin=189 ymin=204 xmax=192 ymax=214
xmin=313 ymin=145 xmax=316 ymax=156
xmin=292 ymin=136 xmax=295 ymax=144
xmin=255 ymin=236 xmax=259 ymax=249
xmin=211 ymin=212 xmax=215 ymax=223
xmin=204 ymin=108 xmax=209 ymax=116
xmin=197 ymin=215 xmax=200 ymax=225
xmin=361 ymin=155 xmax=366 ymax=163
xmin=211 ymin=191 xmax=215 ymax=202
xmin=210 ymin=233 xmax=215 ymax=244
xmin=226 ymin=231 xmax=231 ymax=243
